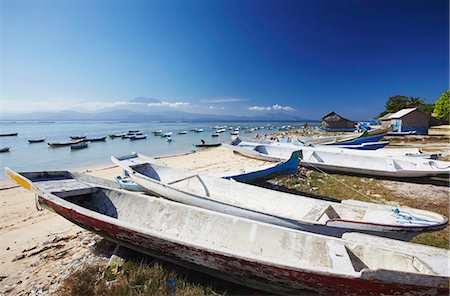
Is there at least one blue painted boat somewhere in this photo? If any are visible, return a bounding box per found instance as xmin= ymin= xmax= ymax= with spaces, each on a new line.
xmin=115 ymin=175 xmax=146 ymax=191
xmin=329 ymin=134 xmax=386 ymax=145
xmin=224 ymin=151 xmax=300 ymax=183
xmin=332 ymin=141 xmax=389 ymax=150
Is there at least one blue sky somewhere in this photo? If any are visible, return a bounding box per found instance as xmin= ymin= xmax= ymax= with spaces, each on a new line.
xmin=2 ymin=0 xmax=448 ymax=119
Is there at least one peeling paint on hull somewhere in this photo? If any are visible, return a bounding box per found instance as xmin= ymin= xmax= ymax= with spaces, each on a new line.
xmin=42 ymin=198 xmax=449 ymax=296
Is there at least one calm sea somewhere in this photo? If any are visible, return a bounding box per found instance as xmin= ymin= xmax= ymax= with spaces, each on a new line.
xmin=0 ymin=121 xmax=315 ymax=180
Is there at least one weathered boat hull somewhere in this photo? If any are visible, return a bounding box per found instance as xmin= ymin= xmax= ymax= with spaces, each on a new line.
xmin=43 ymin=200 xmax=448 ymax=296
xmin=7 ymin=167 xmax=447 ymax=296
xmin=0 ymin=147 xmax=11 ymax=153
xmin=112 ymin=154 xmax=447 ymax=241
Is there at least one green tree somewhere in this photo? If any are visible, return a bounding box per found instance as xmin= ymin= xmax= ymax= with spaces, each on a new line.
xmin=378 ymin=95 xmax=426 ymax=118
xmin=434 ymin=90 xmax=449 ymax=122
xmin=418 ymin=103 xmax=435 ymax=115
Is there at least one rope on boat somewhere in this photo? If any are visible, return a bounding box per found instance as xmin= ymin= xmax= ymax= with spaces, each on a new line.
xmin=301 ymin=160 xmax=440 ymax=224
xmin=428 ymin=161 xmax=450 ymax=170
xmin=35 ymin=194 xmax=43 ymax=211
xmin=392 ymin=208 xmax=438 ymax=226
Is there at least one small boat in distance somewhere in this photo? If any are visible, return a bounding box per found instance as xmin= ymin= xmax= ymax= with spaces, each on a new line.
xmin=166 ymin=136 xmax=172 ymax=142
xmin=194 ymin=128 xmax=203 ymax=133
xmin=71 ymin=142 xmax=89 ymax=150
xmin=212 ymin=133 xmax=219 ymax=137
xmin=28 ymin=138 xmax=46 ymax=143
xmin=70 ymin=135 xmax=86 ymax=140
xmin=130 ymin=135 xmax=147 ymax=140
xmin=152 ymin=130 xmax=163 ymax=136
xmin=85 ymin=136 xmax=107 ymax=142
xmin=109 ymin=133 xmax=125 ymax=138
xmin=177 ymin=131 xmax=188 ymax=135
xmin=6 ymin=168 xmax=449 ymax=296
xmin=194 ymin=139 xmax=221 ymax=148
xmin=128 ymin=130 xmax=139 ymax=133
xmin=0 ymin=133 xmax=18 ymax=137
xmin=48 ymin=139 xmax=84 ymax=147
xmin=230 ymin=131 xmax=239 ymax=135
xmin=162 ymin=132 xmax=173 ymax=137
xmin=0 ymin=147 xmax=11 ymax=153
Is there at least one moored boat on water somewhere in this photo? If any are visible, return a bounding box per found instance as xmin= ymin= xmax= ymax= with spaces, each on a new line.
xmin=130 ymin=135 xmax=147 ymax=140
xmin=152 ymin=130 xmax=163 ymax=136
xmin=28 ymin=138 xmax=46 ymax=143
xmin=177 ymin=131 xmax=187 ymax=135
xmin=48 ymin=139 xmax=84 ymax=147
xmin=70 ymin=135 xmax=86 ymax=140
xmin=109 ymin=133 xmax=126 ymax=138
xmin=112 ymin=153 xmax=448 ymax=241
xmin=85 ymin=136 xmax=107 ymax=142
xmin=0 ymin=147 xmax=11 ymax=152
xmin=0 ymin=133 xmax=18 ymax=137
xmin=6 ymin=168 xmax=449 ymax=296
xmin=71 ymin=141 xmax=89 ymax=150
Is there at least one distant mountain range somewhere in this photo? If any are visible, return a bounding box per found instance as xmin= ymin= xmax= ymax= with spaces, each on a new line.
xmin=1 ymin=109 xmax=313 ymax=122
xmin=1 ymin=98 xmax=315 ymax=122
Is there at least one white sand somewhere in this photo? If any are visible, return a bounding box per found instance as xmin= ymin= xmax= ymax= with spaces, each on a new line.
xmin=0 ymin=147 xmax=271 ymax=294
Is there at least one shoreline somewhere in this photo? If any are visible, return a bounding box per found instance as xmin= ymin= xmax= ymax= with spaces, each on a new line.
xmin=1 ymin=130 xmax=449 ymax=295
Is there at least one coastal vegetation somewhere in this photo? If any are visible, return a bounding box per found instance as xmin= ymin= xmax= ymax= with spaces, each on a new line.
xmin=434 ymin=90 xmax=449 ymax=122
xmin=378 ymin=95 xmax=436 ymax=118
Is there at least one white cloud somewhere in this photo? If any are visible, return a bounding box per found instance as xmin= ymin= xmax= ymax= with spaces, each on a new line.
xmin=146 ymin=101 xmax=190 ymax=108
xmin=248 ymin=104 xmax=296 ymax=112
xmin=207 ymin=106 xmax=225 ymax=110
xmin=203 ymin=98 xmax=248 ymax=103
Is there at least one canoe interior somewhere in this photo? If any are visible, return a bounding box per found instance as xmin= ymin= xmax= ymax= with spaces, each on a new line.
xmin=48 ymin=183 xmax=440 ymax=278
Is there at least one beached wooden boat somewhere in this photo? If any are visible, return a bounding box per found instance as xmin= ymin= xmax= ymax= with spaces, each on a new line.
xmin=48 ymin=139 xmax=84 ymax=147
xmin=0 ymin=132 xmax=18 ymax=137
xmin=85 ymin=136 xmax=107 ymax=142
xmin=113 ymin=152 xmax=299 ymax=185
xmin=0 ymin=147 xmax=11 ymax=153
xmin=28 ymin=138 xmax=46 ymax=143
xmin=5 ymin=168 xmax=450 ymax=295
xmin=227 ymin=141 xmax=450 ymax=178
xmin=111 ymin=154 xmax=447 ymax=241
xmin=70 ymin=135 xmax=86 ymax=140
xmin=71 ymin=142 xmax=89 ymax=150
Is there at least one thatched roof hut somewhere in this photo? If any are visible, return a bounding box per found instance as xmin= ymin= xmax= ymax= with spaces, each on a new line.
xmin=321 ymin=112 xmax=356 ymax=130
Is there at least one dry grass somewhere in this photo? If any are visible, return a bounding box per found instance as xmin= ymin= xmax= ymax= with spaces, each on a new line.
xmin=267 ymin=168 xmax=449 ymax=249
xmin=58 ymin=260 xmax=228 ymax=296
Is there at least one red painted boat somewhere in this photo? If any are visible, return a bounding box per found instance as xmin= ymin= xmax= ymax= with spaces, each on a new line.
xmin=5 ymin=168 xmax=449 ymax=296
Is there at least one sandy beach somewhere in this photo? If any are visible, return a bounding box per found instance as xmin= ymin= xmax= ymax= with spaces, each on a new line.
xmin=1 ymin=138 xmax=449 ymax=295
xmin=0 ymin=147 xmax=274 ymax=294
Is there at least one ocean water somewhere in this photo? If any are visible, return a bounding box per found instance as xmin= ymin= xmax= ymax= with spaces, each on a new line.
xmin=0 ymin=121 xmax=314 ymax=180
